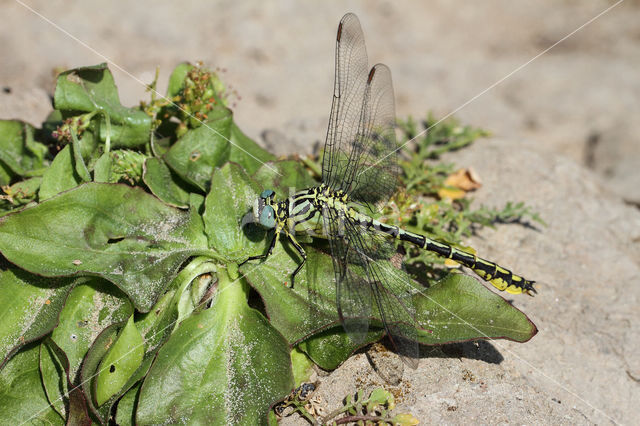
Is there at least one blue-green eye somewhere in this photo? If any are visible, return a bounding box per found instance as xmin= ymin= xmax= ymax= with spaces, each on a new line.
xmin=261 ymin=189 xmax=275 ymax=199
xmin=259 ymin=205 xmax=276 ymax=229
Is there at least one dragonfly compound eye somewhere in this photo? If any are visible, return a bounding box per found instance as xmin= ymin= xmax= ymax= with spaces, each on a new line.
xmin=259 ymin=205 xmax=276 ymax=229
xmin=261 ymin=189 xmax=275 ymax=199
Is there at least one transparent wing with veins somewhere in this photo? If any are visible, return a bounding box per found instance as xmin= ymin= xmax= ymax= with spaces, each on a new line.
xmin=321 ymin=13 xmax=399 ymax=207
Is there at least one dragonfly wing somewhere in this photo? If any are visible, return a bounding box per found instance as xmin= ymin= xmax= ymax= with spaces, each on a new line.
xmin=343 ymin=217 xmax=419 ymax=368
xmin=322 ymin=14 xmax=399 ymax=206
xmin=323 ymin=205 xmax=419 ymax=366
xmin=349 ymin=63 xmax=398 ymax=205
xmin=322 ymin=204 xmax=373 ymax=342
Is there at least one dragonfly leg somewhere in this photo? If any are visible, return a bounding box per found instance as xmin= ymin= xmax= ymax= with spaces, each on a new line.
xmin=240 ymin=228 xmax=281 ymax=265
xmin=286 ymin=233 xmax=307 ymax=288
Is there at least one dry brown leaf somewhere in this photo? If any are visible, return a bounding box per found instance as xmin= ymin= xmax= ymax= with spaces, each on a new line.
xmin=438 ymin=168 xmax=482 ymax=200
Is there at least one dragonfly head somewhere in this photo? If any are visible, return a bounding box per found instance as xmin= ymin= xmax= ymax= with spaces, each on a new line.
xmin=243 ymin=189 xmax=277 ymax=229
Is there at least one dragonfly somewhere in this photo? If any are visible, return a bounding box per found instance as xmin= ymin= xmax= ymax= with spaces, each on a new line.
xmin=244 ymin=13 xmax=535 ymax=363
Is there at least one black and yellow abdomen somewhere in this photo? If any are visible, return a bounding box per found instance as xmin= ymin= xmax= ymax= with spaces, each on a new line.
xmin=349 ymin=209 xmax=536 ymax=295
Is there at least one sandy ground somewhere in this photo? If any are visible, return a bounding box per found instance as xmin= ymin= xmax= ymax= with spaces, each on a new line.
xmin=1 ymin=1 xmax=639 ymax=424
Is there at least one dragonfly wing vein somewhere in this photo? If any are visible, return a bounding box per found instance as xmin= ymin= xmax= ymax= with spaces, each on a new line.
xmin=322 ymin=204 xmax=373 ymax=342
xmin=342 ymin=217 xmax=419 ymax=364
xmin=322 ymin=201 xmax=419 ymax=362
xmin=322 ymin=14 xmax=399 ymax=206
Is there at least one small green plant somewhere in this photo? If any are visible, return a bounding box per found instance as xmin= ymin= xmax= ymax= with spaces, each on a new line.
xmin=374 ymin=115 xmax=544 ymax=282
xmin=274 ymin=385 xmax=419 ymax=425
xmin=0 ymin=63 xmax=537 ymax=424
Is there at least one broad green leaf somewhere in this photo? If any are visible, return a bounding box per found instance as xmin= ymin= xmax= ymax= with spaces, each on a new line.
xmin=39 ymin=339 xmax=68 ymax=417
xmin=54 ymin=63 xmax=151 ymax=148
xmin=290 ymin=347 xmax=315 ymax=386
xmin=228 ymin=123 xmax=276 ymax=175
xmin=49 ymin=279 xmax=132 ymax=381
xmin=297 ymin=326 xmax=384 ymax=371
xmin=143 ymin=157 xmax=191 ymax=208
xmin=164 ymin=107 xmax=232 ymax=191
xmin=242 ymin=245 xmax=384 ymax=368
xmin=95 ymin=315 xmax=144 ymax=406
xmin=0 ymin=162 xmax=11 ymax=186
xmin=203 ymin=162 xmax=268 ymax=262
xmin=39 ymin=337 xmax=91 ymax=424
xmin=86 ymin=286 xmax=178 ymax=424
xmin=0 ymin=120 xmax=49 ymax=178
xmin=81 ymin=323 xmax=121 ymax=423
xmin=240 ymin=246 xmax=343 ymax=344
xmin=0 ymin=268 xmax=73 ymax=368
xmin=39 ymin=125 xmax=99 ymax=200
xmin=413 ymin=273 xmax=537 ymax=344
xmin=134 ymin=288 xmax=178 ymax=352
xmin=115 ymin=382 xmax=141 ymax=426
xmin=39 ymin=145 xmax=82 ymax=200
xmin=136 ymin=271 xmax=294 ymax=425
xmin=253 ymin=160 xmax=317 ymax=197
xmin=0 ymin=183 xmax=210 ymax=311
xmin=0 ymin=344 xmax=64 ymax=424
xmin=93 ymin=151 xmax=112 ymax=183
xmin=165 ymin=257 xmax=216 ymax=324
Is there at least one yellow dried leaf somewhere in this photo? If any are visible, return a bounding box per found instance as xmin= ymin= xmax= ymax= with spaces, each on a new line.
xmin=437 ymin=187 xmax=466 ymax=200
xmin=444 ymin=258 xmax=460 ymax=268
xmin=445 ymin=168 xmax=482 ymax=191
xmin=438 ymin=168 xmax=482 ymax=200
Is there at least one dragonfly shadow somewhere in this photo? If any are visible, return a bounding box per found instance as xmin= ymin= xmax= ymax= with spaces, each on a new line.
xmin=240 ymin=219 xmax=268 ymax=243
xmin=422 ymin=340 xmax=504 ymax=364
xmin=364 ymin=337 xmax=504 ymax=368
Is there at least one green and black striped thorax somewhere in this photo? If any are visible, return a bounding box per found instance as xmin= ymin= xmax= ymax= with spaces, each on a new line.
xmin=257 ymin=184 xmax=351 ymax=230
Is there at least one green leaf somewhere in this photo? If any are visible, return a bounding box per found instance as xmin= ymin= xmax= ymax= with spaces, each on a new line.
xmin=71 ymin=128 xmax=92 ymax=182
xmin=0 ymin=343 xmax=64 ymax=424
xmin=39 ymin=337 xmax=91 ymax=424
xmin=297 ymin=326 xmax=383 ymax=371
xmin=93 ymin=151 xmax=112 ymax=183
xmin=290 ymin=347 xmax=315 ymax=386
xmin=241 ymin=246 xmax=343 ymax=344
xmin=136 ymin=270 xmax=294 ymax=425
xmin=0 ymin=268 xmax=73 ymax=368
xmin=142 ymin=157 xmax=191 ymax=208
xmin=38 ymin=144 xmax=81 ymax=200
xmin=48 ymin=279 xmax=133 ymax=382
xmin=163 ymin=107 xmax=232 ymax=192
xmin=0 ymin=120 xmax=49 ymax=178
xmin=39 ymin=338 xmax=69 ymax=417
xmin=39 ymin=126 xmax=98 ymax=200
xmin=241 ymin=244 xmax=385 ymax=369
xmin=80 ymin=322 xmax=121 ymax=423
xmin=95 ymin=315 xmax=144 ymax=406
xmin=252 ymin=160 xmax=317 ymax=196
xmin=228 ymin=123 xmax=276 ymax=175
xmin=54 ymin=63 xmax=151 ymax=148
xmin=0 ymin=183 xmax=210 ymax=311
xmin=203 ymin=162 xmax=268 ymax=262
xmin=115 ymin=382 xmax=141 ymax=426
xmin=0 ymin=162 xmax=11 ymax=187
xmin=166 ymin=62 xmax=193 ymax=99
xmin=413 ymin=274 xmax=537 ymax=344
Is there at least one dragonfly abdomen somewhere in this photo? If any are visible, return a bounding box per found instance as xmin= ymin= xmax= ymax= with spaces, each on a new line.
xmin=355 ymin=213 xmax=535 ymax=295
